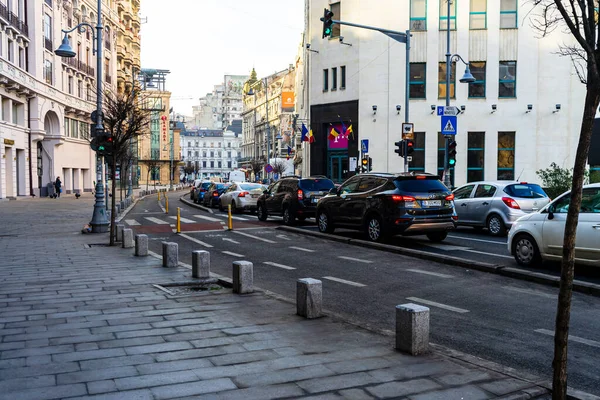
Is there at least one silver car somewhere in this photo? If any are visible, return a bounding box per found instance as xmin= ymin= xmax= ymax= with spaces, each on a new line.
xmin=452 ymin=181 xmax=551 ymax=236
xmin=219 ymin=182 xmax=266 ymax=213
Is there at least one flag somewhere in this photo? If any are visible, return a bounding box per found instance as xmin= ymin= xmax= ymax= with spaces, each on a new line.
xmin=328 ymin=125 xmax=339 ymax=140
xmin=286 ymin=146 xmax=292 ymax=160
xmin=308 ymin=129 xmax=315 ymax=143
xmin=346 ymin=124 xmax=354 ymax=140
xmin=301 ymin=123 xmax=309 ymax=142
xmin=337 ymin=115 xmax=348 ymax=135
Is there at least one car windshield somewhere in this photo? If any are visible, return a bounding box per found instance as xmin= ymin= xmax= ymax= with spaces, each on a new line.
xmin=503 ymin=184 xmax=547 ymax=199
xmin=240 ymin=183 xmax=262 ymax=191
xmin=201 ymin=182 xmax=212 ymax=189
xmin=299 ymin=179 xmax=335 ymax=191
xmin=393 ymin=178 xmax=449 ymax=193
xmin=216 ymin=184 xmax=230 ymax=190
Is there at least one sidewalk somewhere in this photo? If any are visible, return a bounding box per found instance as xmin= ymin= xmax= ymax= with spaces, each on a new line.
xmin=0 ymin=198 xmax=555 ymax=399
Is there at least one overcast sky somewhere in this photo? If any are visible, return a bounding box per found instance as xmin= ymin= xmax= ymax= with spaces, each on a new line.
xmin=140 ymin=0 xmax=304 ymax=116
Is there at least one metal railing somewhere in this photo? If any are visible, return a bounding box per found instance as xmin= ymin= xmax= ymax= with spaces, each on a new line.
xmin=62 ymin=57 xmax=95 ymax=77
xmin=44 ymin=37 xmax=53 ymax=51
xmin=44 ymin=0 xmax=52 ymax=6
xmin=0 ymin=6 xmax=28 ymax=37
xmin=105 ymin=74 xmax=112 ymax=84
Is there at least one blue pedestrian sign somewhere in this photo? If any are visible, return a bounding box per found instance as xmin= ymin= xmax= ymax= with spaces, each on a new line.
xmin=361 ymin=139 xmax=369 ymax=153
xmin=441 ymin=115 xmax=457 ymax=135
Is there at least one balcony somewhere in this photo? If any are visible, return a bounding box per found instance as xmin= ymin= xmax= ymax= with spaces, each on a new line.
xmin=62 ymin=57 xmax=95 ymax=77
xmin=0 ymin=6 xmax=29 ymax=37
xmin=105 ymin=74 xmax=112 ymax=85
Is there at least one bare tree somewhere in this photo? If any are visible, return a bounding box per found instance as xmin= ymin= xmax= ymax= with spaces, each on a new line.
xmin=142 ymin=160 xmax=161 ymax=191
xmin=250 ymin=158 xmax=264 ymax=179
xmin=271 ymin=159 xmax=287 ymax=176
xmin=530 ymin=2 xmax=600 ymax=398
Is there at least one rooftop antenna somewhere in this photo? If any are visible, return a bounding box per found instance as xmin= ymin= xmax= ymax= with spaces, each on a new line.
xmin=516 ymin=168 xmax=525 ymax=182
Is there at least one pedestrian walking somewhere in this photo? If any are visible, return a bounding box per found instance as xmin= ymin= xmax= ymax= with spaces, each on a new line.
xmin=54 ymin=176 xmax=62 ymax=198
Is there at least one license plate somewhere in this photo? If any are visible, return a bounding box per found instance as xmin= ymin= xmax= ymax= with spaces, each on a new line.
xmin=251 ymin=194 xmax=259 ymax=198
xmin=312 ymin=197 xmax=321 ymax=203
xmin=421 ymin=200 xmax=441 ymax=207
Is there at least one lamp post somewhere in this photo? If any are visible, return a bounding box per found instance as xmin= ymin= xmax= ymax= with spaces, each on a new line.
xmin=56 ymin=0 xmax=107 ymax=233
xmin=246 ymin=78 xmax=271 ymax=179
xmin=444 ymin=0 xmax=476 ymax=189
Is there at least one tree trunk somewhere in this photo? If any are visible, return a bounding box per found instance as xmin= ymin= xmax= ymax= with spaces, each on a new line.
xmin=552 ymin=84 xmax=600 ymax=399
xmin=109 ymin=156 xmax=118 ymax=246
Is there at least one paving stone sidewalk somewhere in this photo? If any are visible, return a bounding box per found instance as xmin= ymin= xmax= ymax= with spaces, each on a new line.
xmin=0 ymin=197 xmax=553 ymax=399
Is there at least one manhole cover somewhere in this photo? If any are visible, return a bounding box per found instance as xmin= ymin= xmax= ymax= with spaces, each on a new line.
xmin=153 ymin=282 xmax=223 ymax=297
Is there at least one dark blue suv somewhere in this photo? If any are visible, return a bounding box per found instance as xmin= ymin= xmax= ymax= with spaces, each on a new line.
xmin=316 ymin=173 xmax=457 ymax=242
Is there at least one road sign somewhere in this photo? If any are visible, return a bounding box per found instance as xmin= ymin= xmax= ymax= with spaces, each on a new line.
xmin=436 ymin=106 xmax=460 ymax=116
xmin=441 ymin=115 xmax=457 ymax=135
xmin=402 ymin=123 xmax=414 ymax=140
xmin=361 ymin=139 xmax=369 ymax=153
xmin=265 ymin=164 xmax=273 ymax=173
xmin=437 ymin=106 xmax=444 ymax=116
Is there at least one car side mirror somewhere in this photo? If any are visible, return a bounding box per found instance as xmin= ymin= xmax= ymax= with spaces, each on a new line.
xmin=547 ymin=204 xmax=555 ymax=220
xmin=263 ymin=190 xmax=269 ymax=195
xmin=329 ymin=188 xmax=338 ymax=195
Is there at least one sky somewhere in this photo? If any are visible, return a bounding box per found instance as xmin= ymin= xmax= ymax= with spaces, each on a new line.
xmin=140 ymin=0 xmax=305 ymax=117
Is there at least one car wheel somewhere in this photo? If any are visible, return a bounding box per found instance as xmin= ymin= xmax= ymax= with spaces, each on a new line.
xmin=218 ymin=200 xmax=224 ymax=212
xmin=426 ymin=231 xmax=448 ymax=242
xmin=487 ymin=214 xmax=507 ymax=236
xmin=257 ymin=204 xmax=268 ymax=221
xmin=364 ymin=214 xmax=384 ymax=242
xmin=298 ymin=216 xmax=307 ymax=221
xmin=282 ymin=207 xmax=296 ymax=226
xmin=513 ymin=234 xmax=541 ymax=267
xmin=317 ymin=211 xmax=335 ymax=233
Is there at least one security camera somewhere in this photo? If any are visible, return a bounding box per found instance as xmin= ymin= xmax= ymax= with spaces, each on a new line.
xmin=527 ymin=104 xmax=533 ymax=111
xmin=339 ymin=36 xmax=344 ymax=42
xmin=396 ymin=105 xmax=401 ymax=111
xmin=460 ymin=105 xmax=466 ymax=112
xmin=556 ymin=104 xmax=561 ymax=110
xmin=306 ymin=43 xmax=311 ymax=49
xmin=430 ymin=105 xmax=436 ymax=111
xmin=372 ymin=105 xmax=378 ymax=112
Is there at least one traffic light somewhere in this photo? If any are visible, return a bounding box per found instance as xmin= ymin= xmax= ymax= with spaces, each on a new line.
xmin=322 ymin=8 xmax=334 ymax=38
xmin=394 ymin=140 xmax=405 ymax=157
xmin=367 ymin=157 xmax=372 ymax=172
xmin=361 ymin=156 xmax=369 ymax=172
xmin=448 ymin=140 xmax=457 ymax=167
xmin=406 ymin=139 xmax=415 ymax=156
xmin=90 ymin=133 xmax=114 ymax=156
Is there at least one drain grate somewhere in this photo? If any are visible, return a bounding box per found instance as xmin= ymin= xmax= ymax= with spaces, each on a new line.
xmin=153 ymin=282 xmax=223 ymax=297
xmin=85 ymin=243 xmax=111 ymax=248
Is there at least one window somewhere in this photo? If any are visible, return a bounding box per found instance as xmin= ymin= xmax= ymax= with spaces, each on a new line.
xmin=470 ymin=0 xmax=486 ymax=29
xmin=228 ymin=161 xmax=232 ymax=169
xmin=64 ymin=118 xmax=70 ymax=137
xmin=188 ymin=141 xmax=191 ymax=147
xmin=210 ymin=161 xmax=214 ymax=168
xmin=7 ymin=39 xmax=13 ymax=62
xmin=340 ymin=66 xmax=346 ymax=89
xmin=330 ymin=2 xmax=341 ymax=37
xmin=438 ymin=62 xmax=455 ymax=99
xmin=71 ymin=119 xmax=79 ymax=138
xmin=18 ymin=47 xmax=24 ymax=69
xmin=437 ymin=134 xmax=454 ymax=188
xmin=11 ymin=102 xmax=18 ymax=124
xmin=468 ymin=61 xmax=486 ymax=98
xmin=339 ymin=176 xmax=361 ymax=194
xmin=203 ymin=161 xmax=207 ymax=168
xmin=44 ymin=59 xmax=52 ymax=84
xmin=68 ymin=76 xmax=73 ymax=94
xmin=454 ymin=185 xmax=475 ymax=200
xmin=332 ymin=67 xmax=337 ymax=90
xmin=467 ymin=132 xmax=485 ymax=182
xmin=43 ymin=14 xmax=52 ymax=41
xmin=500 ymin=0 xmax=517 ymax=29
xmin=409 ymin=132 xmax=425 ymax=172
xmin=218 ymin=161 xmax=222 ymax=168
xmin=409 ymin=63 xmax=426 ymax=99
xmin=553 ymin=188 xmax=600 ymax=213
xmin=439 ymin=0 xmax=456 ymax=30
xmin=410 ymin=0 xmax=427 ymax=31
xmin=210 ymin=151 xmax=214 ymax=158
xmin=323 ymin=69 xmax=329 ymax=91
xmin=203 ymin=151 xmax=207 ymax=157
xmin=499 ymin=61 xmax=516 ymax=98
xmin=227 ymin=142 xmax=231 ymax=148
xmin=474 ymin=184 xmax=496 ymax=198
xmin=77 ymin=80 xmax=82 ymax=98
xmin=497 ymin=132 xmax=515 ymax=180
xmin=195 ymin=151 xmax=199 ymax=157
xmin=187 ymin=151 xmax=192 ymax=158
xmin=227 ymin=151 xmax=231 ymax=158
xmin=591 ymin=166 xmax=600 ymax=183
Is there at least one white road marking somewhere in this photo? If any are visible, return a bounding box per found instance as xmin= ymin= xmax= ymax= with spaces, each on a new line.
xmin=276 ymin=235 xmax=291 ymax=240
xmin=124 ymin=219 xmax=140 ymax=226
xmin=222 ymin=238 xmax=240 ymax=244
xmin=448 ymin=235 xmax=507 ymax=245
xmin=535 ymin=329 xmax=600 ymax=348
xmin=322 ymin=276 xmax=366 ymax=287
xmin=338 ymin=256 xmax=373 ymax=264
xmin=289 ymin=246 xmax=315 ymax=253
xmin=424 ymin=244 xmax=472 ymax=251
xmin=222 ymin=251 xmax=245 ymax=257
xmin=233 ymin=230 xmax=276 ymax=243
xmin=461 ymin=249 xmax=514 ymax=259
xmin=144 ymin=217 xmax=170 ymax=225
xmin=263 ymin=261 xmax=295 ymax=270
xmin=502 ymin=286 xmax=556 ymax=299
xmin=182 ymin=226 xmax=276 ymax=234
xmin=178 ymin=233 xmax=213 ymax=248
xmin=406 ymin=269 xmax=453 ymax=278
xmin=406 ymin=297 xmax=470 ymax=313
xmin=168 ymin=216 xmax=195 ymax=223
xmin=193 ymin=215 xmax=223 ymax=222
xmin=215 ymin=214 xmax=249 ymax=221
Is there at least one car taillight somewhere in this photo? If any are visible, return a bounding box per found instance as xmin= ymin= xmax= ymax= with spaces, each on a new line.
xmin=213 ymin=192 xmax=219 ymax=197
xmin=297 ymin=190 xmax=304 ymax=200
xmin=391 ymin=195 xmax=416 ymax=202
xmin=238 ymin=191 xmax=249 ymax=197
xmin=502 ymin=197 xmax=520 ymax=209
xmin=200 ymin=188 xmax=206 ymax=192
xmin=445 ymin=193 xmax=455 ymax=201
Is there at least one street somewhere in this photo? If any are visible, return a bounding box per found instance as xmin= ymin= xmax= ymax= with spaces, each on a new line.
xmin=124 ymin=191 xmax=600 ymax=396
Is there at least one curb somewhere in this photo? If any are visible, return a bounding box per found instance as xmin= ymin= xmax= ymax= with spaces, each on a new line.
xmin=277 ymin=226 xmax=600 ymax=298
xmin=179 ymin=195 xmax=215 ymax=214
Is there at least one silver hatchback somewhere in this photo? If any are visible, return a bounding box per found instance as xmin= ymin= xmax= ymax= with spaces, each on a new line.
xmin=452 ymin=181 xmax=550 ymax=236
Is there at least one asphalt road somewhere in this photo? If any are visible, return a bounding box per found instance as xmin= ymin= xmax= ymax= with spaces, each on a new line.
xmin=124 ymin=192 xmax=600 ymax=396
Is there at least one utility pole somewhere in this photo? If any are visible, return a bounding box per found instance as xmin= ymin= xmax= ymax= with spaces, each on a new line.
xmin=444 ymin=0 xmax=452 ymax=188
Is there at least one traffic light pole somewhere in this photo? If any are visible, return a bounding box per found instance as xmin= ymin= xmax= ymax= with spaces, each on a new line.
xmin=444 ymin=0 xmax=452 ymax=189
xmin=404 ymin=32 xmax=410 ymax=173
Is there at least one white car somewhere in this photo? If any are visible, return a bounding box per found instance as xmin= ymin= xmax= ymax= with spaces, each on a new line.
xmin=508 ymin=183 xmax=600 ymax=267
xmin=219 ymin=182 xmax=266 ymax=213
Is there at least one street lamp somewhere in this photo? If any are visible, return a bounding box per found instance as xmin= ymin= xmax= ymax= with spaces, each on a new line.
xmin=443 ymin=0 xmax=475 ymax=189
xmin=246 ymin=78 xmax=271 ymax=178
xmin=55 ymin=0 xmax=108 ymax=233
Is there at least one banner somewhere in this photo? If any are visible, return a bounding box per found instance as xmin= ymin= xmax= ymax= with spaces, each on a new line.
xmin=281 ymin=91 xmax=295 ymax=112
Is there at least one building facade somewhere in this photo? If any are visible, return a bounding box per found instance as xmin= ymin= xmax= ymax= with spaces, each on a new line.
xmin=305 ymin=0 xmax=593 ymax=186
xmin=181 ymin=127 xmax=242 ymax=180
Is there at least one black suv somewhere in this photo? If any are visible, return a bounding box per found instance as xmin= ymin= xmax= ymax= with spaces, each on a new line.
xmin=257 ymin=176 xmax=335 ymax=225
xmin=316 ymin=173 xmax=457 ymax=242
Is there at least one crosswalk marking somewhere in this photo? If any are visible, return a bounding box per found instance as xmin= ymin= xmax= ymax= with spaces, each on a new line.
xmin=193 ymin=215 xmax=223 ymax=222
xmin=215 ymin=214 xmax=249 ymax=221
xmin=168 ymin=216 xmax=195 ymax=223
xmin=222 ymin=251 xmax=244 ymax=257
xmin=289 ymin=246 xmax=314 ymax=253
xmin=179 ymin=233 xmax=213 ymax=248
xmin=338 ymin=256 xmax=373 ymax=264
xmin=144 ymin=217 xmax=170 ymax=225
xmin=535 ymin=329 xmax=600 ymax=348
xmin=406 ymin=297 xmax=469 ymax=314
xmin=124 ymin=219 xmax=140 ymax=226
xmin=406 ymin=269 xmax=453 ymax=278
xmin=263 ymin=261 xmax=295 ymax=270
xmin=322 ymin=276 xmax=366 ymax=287
xmin=233 ymin=230 xmax=276 ymax=243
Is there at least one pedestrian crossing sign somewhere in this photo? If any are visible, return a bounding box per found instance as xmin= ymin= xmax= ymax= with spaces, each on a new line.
xmin=441 ymin=115 xmax=457 ymax=135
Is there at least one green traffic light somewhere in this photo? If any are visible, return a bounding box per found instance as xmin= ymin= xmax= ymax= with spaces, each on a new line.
xmin=325 ymin=28 xmax=331 ymax=34
xmin=448 ymin=159 xmax=456 ymax=166
xmin=98 ymin=146 xmax=105 ymax=151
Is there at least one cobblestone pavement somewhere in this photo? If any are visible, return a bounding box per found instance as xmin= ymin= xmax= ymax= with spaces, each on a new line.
xmin=0 ymin=195 xmax=556 ymax=399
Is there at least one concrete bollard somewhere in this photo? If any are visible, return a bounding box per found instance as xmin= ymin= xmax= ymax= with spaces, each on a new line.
xmin=116 ymin=203 xmax=121 ymax=215
xmin=192 ymin=250 xmax=210 ymax=279
xmin=135 ymin=234 xmax=148 ymax=256
xmin=162 ymin=242 xmax=178 ymax=268
xmin=296 ymin=278 xmax=322 ymax=319
xmin=120 ymin=200 xmax=126 ymax=210
xmin=116 ymin=224 xmax=125 ymax=241
xmin=122 ymin=228 xmax=134 ymax=248
xmin=232 ymin=261 xmax=253 ymax=294
xmin=395 ymin=303 xmax=430 ymax=355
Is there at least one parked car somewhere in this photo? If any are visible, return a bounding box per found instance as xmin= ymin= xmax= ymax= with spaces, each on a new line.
xmin=228 ymin=171 xmax=246 ymax=183
xmin=191 ymin=180 xmax=212 ymax=204
xmin=219 ymin=183 xmax=266 ymax=213
xmin=316 ymin=173 xmax=457 ymax=242
xmin=202 ymin=183 xmax=232 ymax=208
xmin=452 ymin=181 xmax=550 ymax=236
xmin=508 ymin=183 xmax=600 ymax=267
xmin=256 ymin=176 xmax=335 ymax=225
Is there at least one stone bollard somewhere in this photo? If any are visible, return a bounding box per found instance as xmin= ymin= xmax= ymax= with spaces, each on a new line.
xmin=116 ymin=203 xmax=121 ymax=215
xmin=122 ymin=228 xmax=134 ymax=248
xmin=116 ymin=224 xmax=125 ymax=242
xmin=135 ymin=234 xmax=148 ymax=256
xmin=162 ymin=242 xmax=178 ymax=268
xmin=232 ymin=261 xmax=253 ymax=294
xmin=120 ymin=200 xmax=125 ymax=210
xmin=395 ymin=303 xmax=430 ymax=355
xmin=192 ymin=250 xmax=210 ymax=279
xmin=296 ymin=278 xmax=322 ymax=319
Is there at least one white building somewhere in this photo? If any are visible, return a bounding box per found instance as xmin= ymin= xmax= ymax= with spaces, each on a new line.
xmin=304 ymin=0 xmax=593 ymax=186
xmin=0 ymin=0 xmax=121 ymax=199
xmin=191 ymin=75 xmax=248 ymax=131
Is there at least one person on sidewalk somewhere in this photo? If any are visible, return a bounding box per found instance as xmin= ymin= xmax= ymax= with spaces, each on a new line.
xmin=54 ymin=176 xmax=62 ymax=198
